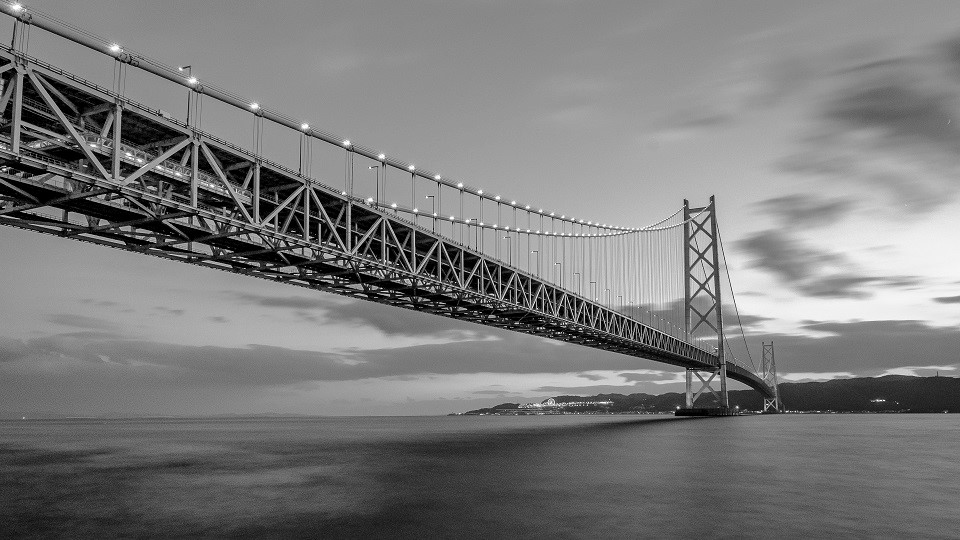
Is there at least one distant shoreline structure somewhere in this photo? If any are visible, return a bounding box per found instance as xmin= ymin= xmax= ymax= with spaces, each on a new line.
xmin=455 ymin=374 xmax=960 ymax=416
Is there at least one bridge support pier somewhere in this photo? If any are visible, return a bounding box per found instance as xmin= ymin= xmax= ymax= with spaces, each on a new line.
xmin=682 ymin=366 xmax=730 ymax=411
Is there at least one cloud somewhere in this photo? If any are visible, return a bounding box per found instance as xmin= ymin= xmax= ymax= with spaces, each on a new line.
xmin=650 ymin=45 xmax=831 ymax=143
xmin=0 ymin=325 xmax=674 ymax=390
xmin=653 ymin=113 xmax=732 ymax=142
xmin=825 ymin=74 xmax=960 ymax=152
xmin=780 ymin=40 xmax=960 ymax=212
xmin=472 ymin=389 xmax=521 ymax=396
xmin=779 ymin=372 xmax=855 ymax=382
xmin=879 ymin=364 xmax=957 ymax=377
xmin=620 ymin=370 xmax=686 ymax=385
xmin=227 ymin=292 xmax=334 ymax=310
xmin=933 ymin=295 xmax=960 ymax=304
xmin=738 ymin=230 xmax=920 ymax=298
xmin=532 ymin=384 xmax=655 ymax=395
xmin=225 ymin=291 xmax=477 ymax=338
xmin=723 ymin=311 xmax=772 ymax=333
xmin=750 ymin=319 xmax=960 ymax=374
xmin=754 ymin=194 xmax=854 ymax=228
xmin=45 ymin=314 xmax=117 ymax=331
xmin=79 ymin=299 xmax=121 ymax=308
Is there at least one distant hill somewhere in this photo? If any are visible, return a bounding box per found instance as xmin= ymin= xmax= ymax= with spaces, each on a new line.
xmin=460 ymin=375 xmax=960 ymax=414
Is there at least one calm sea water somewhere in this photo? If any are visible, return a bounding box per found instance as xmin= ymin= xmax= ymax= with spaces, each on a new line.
xmin=2 ymin=414 xmax=958 ymax=538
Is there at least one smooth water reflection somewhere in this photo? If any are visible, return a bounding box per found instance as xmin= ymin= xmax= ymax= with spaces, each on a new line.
xmin=2 ymin=414 xmax=958 ymax=538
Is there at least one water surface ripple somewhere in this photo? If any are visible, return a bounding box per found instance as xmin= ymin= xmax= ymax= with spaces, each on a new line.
xmin=2 ymin=414 xmax=958 ymax=538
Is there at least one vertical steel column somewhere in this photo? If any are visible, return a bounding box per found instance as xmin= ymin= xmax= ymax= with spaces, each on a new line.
xmin=111 ymin=102 xmax=121 ymax=180
xmin=11 ymin=67 xmax=22 ymax=154
xmin=303 ymin=179 xmax=310 ymax=241
xmin=252 ymin=161 xmax=260 ymax=222
xmin=189 ymin=140 xmax=199 ymax=208
xmin=709 ymin=196 xmax=728 ymax=408
xmin=683 ymin=199 xmax=693 ymax=408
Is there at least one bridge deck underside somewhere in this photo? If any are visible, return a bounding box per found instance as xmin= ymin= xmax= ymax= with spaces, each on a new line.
xmin=0 ymin=47 xmax=773 ymax=399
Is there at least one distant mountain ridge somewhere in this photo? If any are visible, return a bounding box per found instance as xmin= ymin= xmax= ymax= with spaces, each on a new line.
xmin=461 ymin=375 xmax=960 ymax=414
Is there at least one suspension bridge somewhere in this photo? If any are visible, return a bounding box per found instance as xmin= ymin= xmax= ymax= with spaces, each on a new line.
xmin=0 ymin=3 xmax=780 ymax=413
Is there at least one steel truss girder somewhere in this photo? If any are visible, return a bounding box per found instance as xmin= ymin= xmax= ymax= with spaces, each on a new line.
xmin=0 ymin=46 xmax=777 ymax=397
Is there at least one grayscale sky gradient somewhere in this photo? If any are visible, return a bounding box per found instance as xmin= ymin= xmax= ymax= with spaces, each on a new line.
xmin=1 ymin=1 xmax=958 ymax=416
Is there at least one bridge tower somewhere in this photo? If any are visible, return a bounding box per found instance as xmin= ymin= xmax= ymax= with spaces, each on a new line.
xmin=761 ymin=342 xmax=782 ymax=412
xmin=681 ymin=196 xmax=729 ymax=412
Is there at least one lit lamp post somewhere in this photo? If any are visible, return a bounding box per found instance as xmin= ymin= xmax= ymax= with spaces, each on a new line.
xmin=502 ymin=235 xmax=512 ymax=266
xmin=467 ymin=219 xmax=479 ymax=249
xmin=554 ymin=261 xmax=562 ymax=289
xmin=590 ymin=281 xmax=597 ymax=301
xmin=530 ymin=249 xmax=539 ymax=277
xmin=178 ymin=65 xmax=192 ymax=125
xmin=573 ymin=272 xmax=582 ymax=296
xmin=425 ymin=195 xmax=436 ymax=232
xmin=368 ymin=165 xmax=379 ymax=207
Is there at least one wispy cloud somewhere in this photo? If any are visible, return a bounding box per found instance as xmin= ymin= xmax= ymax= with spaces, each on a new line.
xmin=754 ymin=194 xmax=854 ymax=228
xmin=737 ymin=230 xmax=919 ymax=299
xmin=750 ymin=319 xmax=960 ymax=374
xmin=224 ymin=291 xmax=479 ymax=339
xmin=0 ymin=327 xmax=663 ymax=389
xmin=879 ymin=365 xmax=957 ymax=377
xmin=45 ymin=314 xmax=117 ymax=332
xmin=779 ymin=372 xmax=855 ymax=382
xmin=779 ymin=38 xmax=960 ymax=213
xmin=619 ymin=370 xmax=685 ymax=385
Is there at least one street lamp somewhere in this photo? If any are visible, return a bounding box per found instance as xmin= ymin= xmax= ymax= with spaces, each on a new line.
xmin=590 ymin=281 xmax=597 ymax=301
xmin=425 ymin=195 xmax=436 ymax=232
xmin=178 ymin=65 xmax=192 ymax=124
xmin=554 ymin=261 xmax=562 ymax=289
xmin=368 ymin=165 xmax=380 ymax=206
xmin=573 ymin=272 xmax=582 ymax=296
xmin=502 ymin=235 xmax=512 ymax=266
xmin=530 ymin=249 xmax=539 ymax=277
xmin=464 ymin=218 xmax=479 ymax=249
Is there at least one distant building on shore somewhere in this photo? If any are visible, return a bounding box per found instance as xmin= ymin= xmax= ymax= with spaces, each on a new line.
xmin=519 ymin=397 xmax=613 ymax=409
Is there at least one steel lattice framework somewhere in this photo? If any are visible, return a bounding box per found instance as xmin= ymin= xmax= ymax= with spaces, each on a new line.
xmin=683 ymin=197 xmax=730 ymax=408
xmin=761 ymin=342 xmax=783 ymax=411
xmin=0 ymin=4 xmax=776 ymax=400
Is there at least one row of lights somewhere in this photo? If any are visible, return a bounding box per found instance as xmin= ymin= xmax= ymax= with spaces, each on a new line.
xmin=369 ymin=201 xmax=631 ymax=237
xmin=86 ymin=11 xmax=638 ymax=234
xmin=259 ymin=104 xmax=637 ymax=232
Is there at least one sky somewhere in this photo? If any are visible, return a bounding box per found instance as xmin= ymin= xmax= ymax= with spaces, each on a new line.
xmin=1 ymin=0 xmax=958 ymax=416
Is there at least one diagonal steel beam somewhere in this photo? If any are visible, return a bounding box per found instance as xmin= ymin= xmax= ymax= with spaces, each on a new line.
xmin=25 ymin=70 xmax=110 ymax=180
xmin=199 ymin=140 xmax=254 ymax=224
xmin=121 ymin=137 xmax=190 ymax=186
